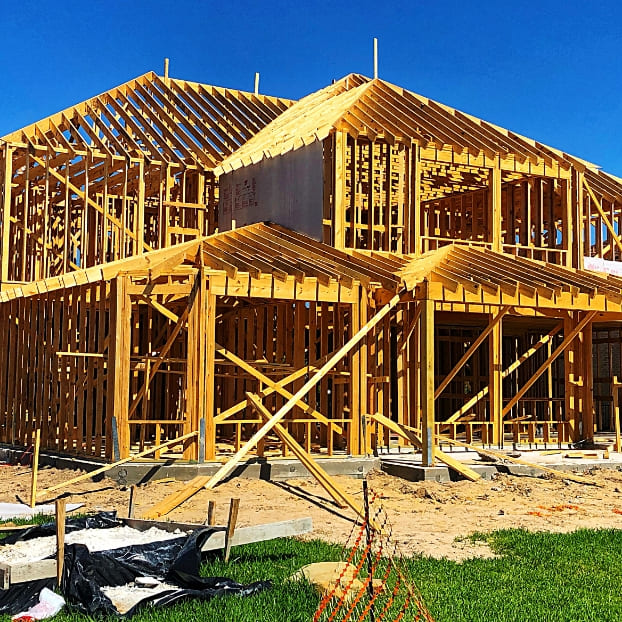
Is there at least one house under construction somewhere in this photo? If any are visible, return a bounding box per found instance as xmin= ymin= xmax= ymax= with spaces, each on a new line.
xmin=2 ymin=69 xmax=622 ymax=468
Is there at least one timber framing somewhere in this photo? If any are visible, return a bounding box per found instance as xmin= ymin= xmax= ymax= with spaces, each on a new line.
xmin=2 ymin=68 xmax=622 ymax=472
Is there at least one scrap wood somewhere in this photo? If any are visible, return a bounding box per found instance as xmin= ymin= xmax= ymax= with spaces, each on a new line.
xmin=366 ymin=413 xmax=481 ymax=482
xmin=431 ymin=434 xmax=601 ymax=487
xmin=141 ymin=475 xmax=210 ymax=520
xmin=36 ymin=431 xmax=198 ymax=502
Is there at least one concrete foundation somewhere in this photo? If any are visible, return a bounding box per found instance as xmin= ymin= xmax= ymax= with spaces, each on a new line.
xmin=4 ymin=442 xmax=622 ymax=487
xmin=0 ymin=445 xmax=378 ymax=486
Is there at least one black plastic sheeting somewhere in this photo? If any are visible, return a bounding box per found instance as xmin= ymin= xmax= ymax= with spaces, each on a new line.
xmin=0 ymin=513 xmax=270 ymax=617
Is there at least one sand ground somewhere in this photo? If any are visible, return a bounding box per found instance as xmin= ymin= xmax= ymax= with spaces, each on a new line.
xmin=3 ymin=458 xmax=622 ymax=561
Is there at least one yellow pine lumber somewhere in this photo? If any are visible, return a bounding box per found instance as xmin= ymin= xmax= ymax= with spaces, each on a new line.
xmin=367 ymin=413 xmax=481 ymax=482
xmin=141 ymin=295 xmax=343 ymax=434
xmin=202 ymin=294 xmax=400 ymax=491
xmin=143 ymin=294 xmax=401 ymax=518
xmin=37 ymin=431 xmax=198 ymax=501
xmin=246 ymin=393 xmax=361 ymax=513
xmin=30 ymin=429 xmax=41 ymax=508
xmin=434 ymin=435 xmax=600 ymax=486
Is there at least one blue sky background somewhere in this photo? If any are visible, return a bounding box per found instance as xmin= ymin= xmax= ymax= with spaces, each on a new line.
xmin=1 ymin=0 xmax=621 ymax=173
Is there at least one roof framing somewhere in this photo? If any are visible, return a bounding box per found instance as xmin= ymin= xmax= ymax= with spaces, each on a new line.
xmin=1 ymin=72 xmax=295 ymax=170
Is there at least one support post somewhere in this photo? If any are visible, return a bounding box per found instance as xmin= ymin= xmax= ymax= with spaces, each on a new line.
xmin=564 ymin=313 xmax=578 ymax=443
xmin=489 ymin=164 xmax=502 ymax=252
xmin=107 ymin=276 xmax=132 ymax=459
xmin=187 ymin=270 xmax=217 ymax=461
xmin=613 ymin=377 xmax=621 ymax=453
xmin=204 ymin=286 xmax=217 ymax=461
xmin=576 ymin=170 xmax=585 ymax=270
xmin=412 ymin=144 xmax=421 ymax=256
xmin=562 ymin=178 xmax=573 ymax=268
xmin=137 ymin=159 xmax=146 ymax=255
xmin=1 ymin=144 xmax=13 ymax=285
xmin=581 ymin=320 xmax=594 ymax=442
xmin=421 ymin=297 xmax=435 ymax=466
xmin=489 ymin=315 xmax=503 ymax=446
xmin=333 ymin=132 xmax=347 ymax=250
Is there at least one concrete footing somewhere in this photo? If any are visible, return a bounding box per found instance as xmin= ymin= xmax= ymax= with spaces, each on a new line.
xmin=3 ymin=442 xmax=622 ymax=487
xmin=0 ymin=445 xmax=378 ymax=486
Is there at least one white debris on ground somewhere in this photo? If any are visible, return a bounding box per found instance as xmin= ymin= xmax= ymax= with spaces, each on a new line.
xmin=101 ymin=582 xmax=180 ymax=615
xmin=0 ymin=526 xmax=186 ymax=564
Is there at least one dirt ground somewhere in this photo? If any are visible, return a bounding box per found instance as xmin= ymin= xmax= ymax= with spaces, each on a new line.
xmin=3 ymin=463 xmax=622 ymax=561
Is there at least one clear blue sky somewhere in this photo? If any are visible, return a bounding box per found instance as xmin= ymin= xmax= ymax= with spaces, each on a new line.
xmin=1 ymin=0 xmax=621 ymax=174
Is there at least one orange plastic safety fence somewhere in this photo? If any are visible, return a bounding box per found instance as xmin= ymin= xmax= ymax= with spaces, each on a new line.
xmin=312 ymin=479 xmax=435 ymax=622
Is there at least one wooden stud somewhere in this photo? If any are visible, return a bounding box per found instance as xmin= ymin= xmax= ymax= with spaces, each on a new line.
xmin=421 ymin=297 xmax=435 ymax=466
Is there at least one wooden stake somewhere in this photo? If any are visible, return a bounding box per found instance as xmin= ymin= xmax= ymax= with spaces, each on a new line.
xmin=254 ymin=72 xmax=260 ymax=95
xmin=55 ymin=498 xmax=66 ymax=587
xmin=30 ymin=429 xmax=40 ymax=508
xmin=205 ymin=500 xmax=216 ymax=526
xmin=224 ymin=498 xmax=240 ymax=562
xmin=128 ymin=485 xmax=136 ymax=519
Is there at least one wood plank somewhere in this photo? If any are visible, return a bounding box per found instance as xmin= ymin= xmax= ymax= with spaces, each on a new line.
xmin=36 ymin=431 xmax=198 ymax=501
xmin=368 ymin=413 xmax=481 ymax=482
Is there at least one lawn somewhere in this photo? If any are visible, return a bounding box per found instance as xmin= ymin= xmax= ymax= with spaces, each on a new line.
xmin=2 ymin=527 xmax=622 ymax=621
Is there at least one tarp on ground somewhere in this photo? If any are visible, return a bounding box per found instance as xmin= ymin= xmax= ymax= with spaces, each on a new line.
xmin=0 ymin=513 xmax=270 ymax=617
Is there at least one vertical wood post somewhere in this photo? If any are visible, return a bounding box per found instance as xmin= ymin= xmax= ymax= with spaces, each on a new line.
xmin=564 ymin=313 xmax=577 ymax=443
xmin=1 ymin=144 xmax=13 ymax=285
xmin=489 ymin=164 xmax=502 ymax=252
xmin=55 ymin=498 xmax=66 ymax=587
xmin=188 ymin=270 xmax=217 ymax=461
xmin=333 ymin=131 xmax=347 ymax=250
xmin=576 ymin=170 xmax=585 ymax=270
xmin=421 ymin=297 xmax=435 ymax=466
xmin=581 ymin=319 xmax=594 ymax=441
xmin=204 ymin=283 xmax=217 ymax=461
xmin=411 ymin=144 xmax=421 ymax=256
xmin=613 ymin=377 xmax=621 ymax=453
xmin=489 ymin=316 xmax=503 ymax=446
xmin=349 ymin=297 xmax=361 ymax=454
xmin=107 ymin=276 xmax=132 ymax=459
xmin=224 ymin=497 xmax=240 ymax=562
xmin=561 ymin=178 xmax=573 ymax=267
xmin=137 ymin=159 xmax=146 ymax=254
xmin=30 ymin=428 xmax=41 ymax=508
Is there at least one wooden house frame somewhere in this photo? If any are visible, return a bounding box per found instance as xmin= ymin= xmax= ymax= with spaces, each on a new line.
xmin=2 ymin=70 xmax=622 ymax=466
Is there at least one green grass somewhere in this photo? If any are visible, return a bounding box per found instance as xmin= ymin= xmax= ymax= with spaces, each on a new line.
xmin=2 ymin=529 xmax=622 ymax=621
xmin=0 ymin=513 xmax=57 ymax=527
